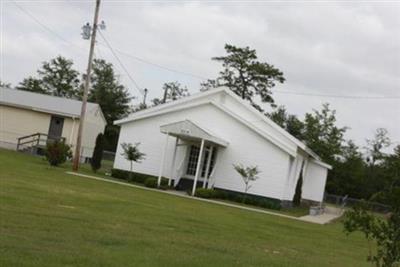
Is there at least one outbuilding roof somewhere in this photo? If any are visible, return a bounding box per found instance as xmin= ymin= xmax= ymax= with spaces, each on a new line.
xmin=0 ymin=87 xmax=105 ymax=122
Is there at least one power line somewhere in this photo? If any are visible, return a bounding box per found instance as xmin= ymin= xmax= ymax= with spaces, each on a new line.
xmin=98 ymin=30 xmax=144 ymax=95
xmin=271 ymin=89 xmax=400 ymax=99
xmin=108 ymin=47 xmax=209 ymax=80
xmin=100 ymin=44 xmax=400 ymax=100
xmin=12 ymin=0 xmax=80 ymax=50
xmin=10 ymin=0 xmax=400 ymax=101
xmin=12 ymin=1 xmax=143 ymax=96
xmin=95 ymin=42 xmax=104 ymax=59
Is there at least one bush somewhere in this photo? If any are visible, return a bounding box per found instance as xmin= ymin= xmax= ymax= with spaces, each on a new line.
xmin=215 ymin=188 xmax=281 ymax=210
xmin=144 ymin=178 xmax=158 ymax=188
xmin=110 ymin=168 xmax=281 ymax=210
xmin=195 ymin=188 xmax=280 ymax=210
xmin=45 ymin=141 xmax=72 ymax=166
xmin=111 ymin=168 xmax=169 ymax=185
xmin=243 ymin=196 xmax=281 ymax=210
xmin=159 ymin=184 xmax=169 ymax=190
xmin=111 ymin=168 xmax=149 ymax=183
xmin=195 ymin=188 xmax=220 ymax=199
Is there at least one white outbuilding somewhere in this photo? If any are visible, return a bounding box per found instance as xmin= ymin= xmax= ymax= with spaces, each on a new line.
xmin=114 ymin=88 xmax=331 ymax=206
xmin=0 ymin=87 xmax=106 ymax=161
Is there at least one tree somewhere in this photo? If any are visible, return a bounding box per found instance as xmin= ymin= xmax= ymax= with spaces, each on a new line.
xmin=343 ymin=196 xmax=400 ymax=267
xmin=267 ymin=106 xmax=304 ymax=140
xmin=17 ymin=56 xmax=80 ymax=98
xmin=267 ymin=106 xmax=287 ymax=128
xmin=202 ymin=44 xmax=285 ymax=111
xmin=161 ymin=81 xmax=189 ymax=103
xmin=151 ymin=98 xmax=162 ymax=106
xmin=0 ymin=80 xmax=12 ymax=88
xmin=328 ymin=140 xmax=366 ymax=198
xmin=17 ymin=77 xmax=46 ymax=94
xmin=303 ymin=103 xmax=347 ymax=164
xmin=383 ymin=145 xmax=400 ymax=191
xmin=88 ymin=59 xmax=132 ymax=151
xmin=121 ymin=142 xmax=146 ymax=181
xmin=149 ymin=81 xmax=190 ymax=107
xmin=365 ymin=128 xmax=391 ymax=166
xmin=286 ymin=115 xmax=305 ymax=141
xmin=91 ymin=133 xmax=104 ymax=172
xmin=233 ymin=164 xmax=260 ymax=202
xmin=88 ymin=59 xmax=131 ymax=125
xmin=370 ymin=145 xmax=400 ymax=205
xmin=361 ymin=129 xmax=392 ymax=199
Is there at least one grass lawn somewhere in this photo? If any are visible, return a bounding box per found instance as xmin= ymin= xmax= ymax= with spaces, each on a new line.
xmin=76 ymin=155 xmax=309 ymax=218
xmin=0 ymin=149 xmax=369 ymax=266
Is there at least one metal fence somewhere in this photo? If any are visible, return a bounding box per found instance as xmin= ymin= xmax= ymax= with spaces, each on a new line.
xmin=103 ymin=150 xmax=116 ymax=162
xmin=79 ymin=149 xmax=115 ymax=166
xmin=324 ymin=193 xmax=392 ymax=213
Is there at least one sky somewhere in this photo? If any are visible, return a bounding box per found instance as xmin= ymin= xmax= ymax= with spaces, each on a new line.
xmin=1 ymin=0 xmax=399 ymax=151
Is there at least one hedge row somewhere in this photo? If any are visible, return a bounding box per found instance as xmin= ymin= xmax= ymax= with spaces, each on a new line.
xmin=195 ymin=188 xmax=281 ymax=210
xmin=112 ymin=168 xmax=281 ymax=210
xmin=111 ymin=168 xmax=169 ymax=188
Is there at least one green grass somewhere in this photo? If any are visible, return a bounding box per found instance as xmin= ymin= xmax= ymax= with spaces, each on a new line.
xmin=0 ymin=149 xmax=369 ymax=267
xmin=81 ymin=158 xmax=307 ymax=217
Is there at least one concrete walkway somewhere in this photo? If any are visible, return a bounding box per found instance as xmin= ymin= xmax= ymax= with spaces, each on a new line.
xmin=298 ymin=206 xmax=344 ymax=224
xmin=299 ymin=213 xmax=342 ymax=224
xmin=66 ymin=172 xmax=342 ymax=225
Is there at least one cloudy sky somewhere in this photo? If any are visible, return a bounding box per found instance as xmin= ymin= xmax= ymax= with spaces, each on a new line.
xmin=1 ymin=0 xmax=399 ymax=150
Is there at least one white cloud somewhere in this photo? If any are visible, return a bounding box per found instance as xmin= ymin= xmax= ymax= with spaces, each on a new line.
xmin=1 ymin=1 xmax=399 ymax=148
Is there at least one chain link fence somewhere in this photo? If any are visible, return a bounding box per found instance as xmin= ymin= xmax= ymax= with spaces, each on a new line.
xmin=324 ymin=193 xmax=391 ymax=213
xmin=103 ymin=150 xmax=116 ymax=162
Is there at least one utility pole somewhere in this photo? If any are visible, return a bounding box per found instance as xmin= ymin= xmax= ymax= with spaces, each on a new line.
xmin=73 ymin=0 xmax=101 ymax=171
xmin=143 ymin=88 xmax=148 ymax=106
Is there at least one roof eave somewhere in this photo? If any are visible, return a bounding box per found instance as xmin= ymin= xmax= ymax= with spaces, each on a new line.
xmin=311 ymin=159 xmax=332 ymax=170
xmin=114 ymin=88 xmax=227 ymax=125
xmin=0 ymin=102 xmax=79 ymax=118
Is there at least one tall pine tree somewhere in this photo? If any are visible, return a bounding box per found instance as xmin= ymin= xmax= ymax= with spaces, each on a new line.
xmin=202 ymin=44 xmax=285 ymax=111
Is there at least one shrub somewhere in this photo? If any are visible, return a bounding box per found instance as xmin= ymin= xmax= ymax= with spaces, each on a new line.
xmin=111 ymin=168 xmax=149 ymax=183
xmin=215 ymin=188 xmax=281 ymax=210
xmin=194 ymin=188 xmax=280 ymax=210
xmin=45 ymin=141 xmax=72 ymax=166
xmin=91 ymin=133 xmax=104 ymax=172
xmin=144 ymin=177 xmax=158 ymax=188
xmin=343 ymin=200 xmax=400 ymax=266
xmin=111 ymin=168 xmax=169 ymax=185
xmin=195 ymin=188 xmax=219 ymax=199
xmin=159 ymin=184 xmax=169 ymax=190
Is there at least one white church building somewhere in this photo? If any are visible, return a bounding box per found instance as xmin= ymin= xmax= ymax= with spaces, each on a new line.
xmin=113 ymin=88 xmax=331 ymax=205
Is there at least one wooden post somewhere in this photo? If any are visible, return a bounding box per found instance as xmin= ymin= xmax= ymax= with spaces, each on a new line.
xmin=168 ymin=137 xmax=179 ymax=187
xmin=157 ymin=134 xmax=169 ymax=187
xmin=72 ymin=0 xmax=101 ymax=171
xmin=192 ymin=139 xmax=205 ymax=196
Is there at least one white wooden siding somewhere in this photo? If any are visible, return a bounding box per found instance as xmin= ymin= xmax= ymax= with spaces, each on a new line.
xmin=302 ymin=160 xmax=328 ymax=202
xmin=114 ymin=103 xmax=290 ymax=200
